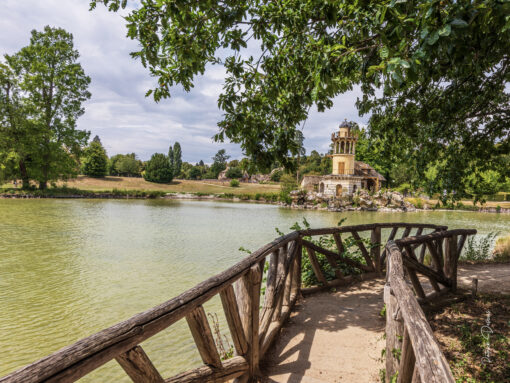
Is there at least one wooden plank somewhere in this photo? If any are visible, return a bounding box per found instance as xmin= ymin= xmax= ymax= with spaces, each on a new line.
xmin=425 ymin=241 xmax=443 ymax=274
xmin=220 ymin=285 xmax=248 ymax=356
xmin=333 ymin=232 xmax=345 ymax=255
xmin=384 ymin=284 xmax=403 ymax=381
xmin=398 ymin=327 xmax=416 ymax=383
xmin=445 ymin=235 xmax=458 ymax=291
xmin=386 ymin=241 xmax=455 ymax=383
xmin=401 ymin=227 xmax=412 ymax=239
xmin=259 ymin=242 xmax=298 ymax=340
xmin=305 ymin=247 xmax=329 ymax=286
xmin=301 ymin=239 xmax=372 ymax=272
xmin=350 ymin=230 xmax=375 ymax=270
xmin=115 ymin=346 xmax=164 ymax=383
xmin=405 ymin=266 xmax=426 ymax=299
xmin=457 ymin=234 xmax=467 ymax=257
xmin=418 ymin=243 xmax=426 ymax=264
xmin=235 ymin=263 xmax=262 ymax=379
xmin=321 ymin=247 xmax=345 ymax=281
xmin=165 ymin=356 xmax=248 ymax=383
xmin=381 ymin=226 xmax=399 ymax=265
xmin=371 ymin=227 xmax=382 ymax=275
xmin=186 ymin=306 xmax=222 ymax=368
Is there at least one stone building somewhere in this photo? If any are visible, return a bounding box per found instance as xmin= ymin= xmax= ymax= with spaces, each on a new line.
xmin=300 ymin=120 xmax=385 ymax=197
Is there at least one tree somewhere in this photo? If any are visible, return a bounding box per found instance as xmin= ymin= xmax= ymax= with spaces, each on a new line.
xmin=0 ymin=63 xmax=39 ymax=188
xmin=93 ymin=0 xmax=510 ymax=192
xmin=82 ymin=139 xmax=108 ymax=177
xmin=117 ymin=154 xmax=140 ymax=177
xmin=211 ymin=149 xmax=230 ymax=178
xmin=189 ymin=166 xmax=201 ymax=180
xmin=144 ymin=153 xmax=173 ymax=183
xmin=226 ymin=167 xmax=243 ymax=179
xmin=173 ymin=142 xmax=182 ymax=178
xmin=168 ymin=144 xmax=174 ymax=174
xmin=6 ymin=26 xmax=91 ymax=189
xmin=464 ymin=170 xmax=502 ymax=206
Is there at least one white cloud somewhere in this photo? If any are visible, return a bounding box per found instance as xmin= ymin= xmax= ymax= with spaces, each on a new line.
xmin=0 ymin=0 xmax=367 ymax=161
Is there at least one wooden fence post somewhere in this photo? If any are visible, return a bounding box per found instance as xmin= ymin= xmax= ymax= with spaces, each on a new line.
xmin=234 ymin=263 xmax=262 ymax=382
xmin=371 ymin=227 xmax=382 ymax=275
xmin=444 ymin=235 xmax=458 ymax=292
xmin=384 ymin=283 xmax=404 ymax=382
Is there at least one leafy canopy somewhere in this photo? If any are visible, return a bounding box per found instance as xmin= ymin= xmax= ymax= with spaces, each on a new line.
xmin=91 ymin=0 xmax=510 ymax=187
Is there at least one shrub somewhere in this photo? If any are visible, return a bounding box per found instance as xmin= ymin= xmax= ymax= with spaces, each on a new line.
xmin=226 ymin=167 xmax=243 ymax=179
xmin=461 ymin=232 xmax=499 ymax=261
xmin=395 ymin=183 xmax=412 ymax=196
xmin=270 ymin=169 xmax=283 ymax=182
xmin=230 ymin=179 xmax=240 ymax=187
xmin=82 ymin=141 xmax=108 ymax=177
xmin=407 ymin=197 xmax=424 ymax=209
xmin=279 ymin=174 xmax=297 ymax=204
xmin=144 ymin=153 xmax=173 ymax=183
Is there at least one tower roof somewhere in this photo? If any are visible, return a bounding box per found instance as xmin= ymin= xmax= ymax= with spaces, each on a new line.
xmin=339 ymin=119 xmax=353 ymax=129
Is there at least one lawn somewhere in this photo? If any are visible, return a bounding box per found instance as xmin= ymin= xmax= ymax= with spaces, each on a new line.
xmin=54 ymin=175 xmax=281 ymax=195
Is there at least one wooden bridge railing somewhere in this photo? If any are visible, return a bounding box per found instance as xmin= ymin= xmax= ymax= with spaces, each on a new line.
xmin=384 ymin=228 xmax=476 ymax=383
xmin=0 ymin=222 xmax=454 ymax=383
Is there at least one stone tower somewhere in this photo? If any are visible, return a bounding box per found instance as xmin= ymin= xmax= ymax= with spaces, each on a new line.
xmin=331 ymin=120 xmax=357 ymax=175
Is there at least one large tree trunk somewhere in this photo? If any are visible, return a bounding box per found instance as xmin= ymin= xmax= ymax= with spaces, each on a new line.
xmin=19 ymin=159 xmax=30 ymax=189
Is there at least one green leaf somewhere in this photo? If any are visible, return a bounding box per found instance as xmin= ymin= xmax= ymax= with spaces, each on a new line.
xmin=439 ymin=25 xmax=451 ymax=37
xmin=427 ymin=31 xmax=439 ymax=45
xmin=380 ymin=46 xmax=389 ymax=59
xmin=399 ymin=59 xmax=410 ymax=68
xmin=451 ymin=19 xmax=469 ymax=27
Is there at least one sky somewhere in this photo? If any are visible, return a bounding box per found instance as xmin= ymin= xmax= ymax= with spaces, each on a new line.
xmin=0 ymin=0 xmax=369 ymax=162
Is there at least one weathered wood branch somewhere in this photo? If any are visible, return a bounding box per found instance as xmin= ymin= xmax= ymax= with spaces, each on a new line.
xmin=116 ymin=346 xmax=164 ymax=383
xmin=165 ymin=356 xmax=248 ymax=383
xmin=386 ymin=241 xmax=455 ymax=383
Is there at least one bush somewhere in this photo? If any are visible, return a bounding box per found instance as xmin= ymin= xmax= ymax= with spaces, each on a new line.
xmin=82 ymin=141 xmax=108 ymax=177
xmin=407 ymin=197 xmax=424 ymax=209
xmin=279 ymin=174 xmax=297 ymax=204
xmin=144 ymin=153 xmax=173 ymax=183
xmin=226 ymin=167 xmax=243 ymax=179
xmin=270 ymin=169 xmax=283 ymax=182
xmin=461 ymin=232 xmax=499 ymax=261
xmin=230 ymin=179 xmax=240 ymax=187
xmin=395 ymin=183 xmax=412 ymax=196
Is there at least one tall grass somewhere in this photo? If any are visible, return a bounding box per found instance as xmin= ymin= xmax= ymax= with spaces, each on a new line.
xmin=493 ymin=235 xmax=510 ymax=262
xmin=461 ymin=232 xmax=499 ymax=261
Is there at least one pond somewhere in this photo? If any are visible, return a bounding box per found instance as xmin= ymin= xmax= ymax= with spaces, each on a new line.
xmin=0 ymin=199 xmax=508 ymax=381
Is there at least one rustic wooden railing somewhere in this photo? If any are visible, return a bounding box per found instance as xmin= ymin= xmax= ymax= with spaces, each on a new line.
xmin=0 ymin=222 xmax=451 ymax=383
xmin=384 ymin=228 xmax=476 ymax=383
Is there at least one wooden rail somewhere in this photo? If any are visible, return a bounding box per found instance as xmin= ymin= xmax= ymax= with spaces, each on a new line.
xmin=0 ymin=223 xmax=455 ymax=383
xmin=384 ymin=228 xmax=476 ymax=382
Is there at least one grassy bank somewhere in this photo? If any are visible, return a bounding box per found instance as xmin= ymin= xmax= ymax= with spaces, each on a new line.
xmin=1 ymin=176 xmax=282 ymax=202
xmin=405 ymin=197 xmax=510 ymax=210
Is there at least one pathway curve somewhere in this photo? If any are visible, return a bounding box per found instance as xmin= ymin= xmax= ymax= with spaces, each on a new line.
xmin=261 ymin=263 xmax=510 ymax=382
xmin=261 ymin=278 xmax=386 ymax=383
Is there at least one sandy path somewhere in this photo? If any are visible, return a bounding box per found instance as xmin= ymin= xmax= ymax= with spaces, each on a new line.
xmin=261 ymin=263 xmax=510 ymax=382
xmin=458 ymin=263 xmax=510 ymax=294
xmin=261 ymin=279 xmax=386 ymax=383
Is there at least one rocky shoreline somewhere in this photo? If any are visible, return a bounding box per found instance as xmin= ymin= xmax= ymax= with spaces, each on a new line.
xmin=1 ymin=189 xmax=508 ymax=213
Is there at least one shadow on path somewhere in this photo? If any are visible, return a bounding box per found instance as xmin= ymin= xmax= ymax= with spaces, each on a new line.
xmin=261 ymin=278 xmax=386 ymax=383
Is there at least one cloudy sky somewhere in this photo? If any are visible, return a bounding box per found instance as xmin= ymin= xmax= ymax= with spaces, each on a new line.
xmin=1 ymin=0 xmax=368 ymax=162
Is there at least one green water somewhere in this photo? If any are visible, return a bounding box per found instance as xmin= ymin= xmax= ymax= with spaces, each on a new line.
xmin=0 ymin=199 xmax=508 ymax=381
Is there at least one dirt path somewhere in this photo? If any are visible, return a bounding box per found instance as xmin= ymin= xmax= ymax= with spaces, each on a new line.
xmin=261 ymin=263 xmax=510 ymax=382
xmin=458 ymin=263 xmax=510 ymax=294
xmin=261 ymin=279 xmax=386 ymax=383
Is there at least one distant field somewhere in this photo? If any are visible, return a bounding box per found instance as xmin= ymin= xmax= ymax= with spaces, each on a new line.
xmin=55 ymin=175 xmax=281 ymax=195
